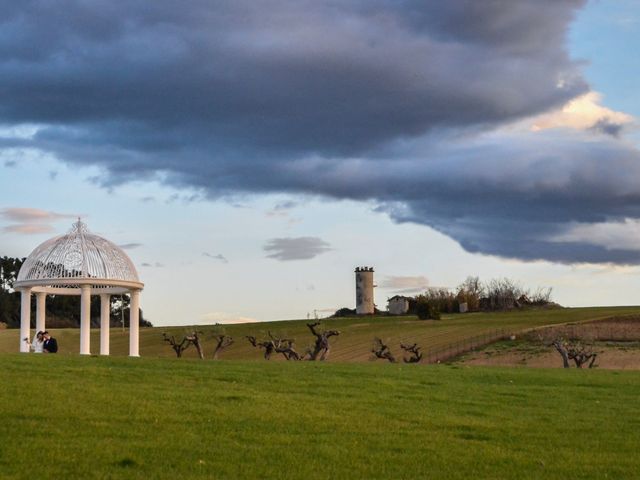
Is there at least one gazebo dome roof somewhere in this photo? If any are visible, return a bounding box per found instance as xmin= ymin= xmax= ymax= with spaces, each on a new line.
xmin=17 ymin=220 xmax=140 ymax=286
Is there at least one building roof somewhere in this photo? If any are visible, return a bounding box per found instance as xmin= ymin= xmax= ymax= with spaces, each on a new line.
xmin=16 ymin=220 xmax=141 ymax=288
xmin=388 ymin=295 xmax=411 ymax=301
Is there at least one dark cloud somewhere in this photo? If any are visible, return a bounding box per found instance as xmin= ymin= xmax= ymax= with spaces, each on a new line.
xmin=7 ymin=1 xmax=640 ymax=264
xmin=119 ymin=242 xmax=143 ymax=250
xmin=265 ymin=199 xmax=301 ymax=222
xmin=590 ymin=118 xmax=624 ymax=137
xmin=373 ymin=132 xmax=640 ymax=264
xmin=263 ymin=237 xmax=332 ymax=261
xmin=0 ymin=0 xmax=586 ymax=160
xmin=165 ymin=192 xmax=203 ymax=204
xmin=203 ymin=252 xmax=228 ymax=263
xmin=273 ymin=201 xmax=298 ymax=211
xmin=141 ymin=262 xmax=164 ymax=268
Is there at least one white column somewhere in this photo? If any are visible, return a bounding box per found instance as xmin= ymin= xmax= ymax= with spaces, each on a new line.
xmin=129 ymin=290 xmax=140 ymax=357
xmin=100 ymin=294 xmax=110 ymax=356
xmin=36 ymin=292 xmax=46 ymax=333
xmin=19 ymin=288 xmax=32 ymax=353
xmin=80 ymin=285 xmax=91 ymax=355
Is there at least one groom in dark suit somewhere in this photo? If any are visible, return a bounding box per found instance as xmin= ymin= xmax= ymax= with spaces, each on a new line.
xmin=43 ymin=332 xmax=58 ymax=353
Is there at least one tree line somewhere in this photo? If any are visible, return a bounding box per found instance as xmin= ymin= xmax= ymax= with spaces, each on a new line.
xmin=411 ymin=276 xmax=556 ymax=319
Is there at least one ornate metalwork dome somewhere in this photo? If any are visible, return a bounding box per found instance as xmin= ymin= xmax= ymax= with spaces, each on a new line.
xmin=17 ymin=220 xmax=140 ymax=286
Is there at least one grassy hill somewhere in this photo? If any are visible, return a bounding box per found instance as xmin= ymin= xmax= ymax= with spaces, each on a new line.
xmin=1 ymin=306 xmax=640 ymax=360
xmin=1 ymin=354 xmax=639 ymax=479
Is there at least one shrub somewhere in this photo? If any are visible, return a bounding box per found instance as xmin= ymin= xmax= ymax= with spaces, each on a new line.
xmin=481 ymin=278 xmax=525 ymax=311
xmin=413 ymin=296 xmax=441 ymax=320
xmin=332 ymin=307 xmax=356 ymax=317
xmin=414 ymin=289 xmax=459 ymax=314
xmin=408 ymin=276 xmax=555 ymax=315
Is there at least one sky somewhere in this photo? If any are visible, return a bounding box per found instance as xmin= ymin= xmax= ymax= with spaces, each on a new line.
xmin=1 ymin=0 xmax=640 ymax=325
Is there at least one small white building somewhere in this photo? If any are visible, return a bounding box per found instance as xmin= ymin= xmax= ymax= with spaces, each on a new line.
xmin=387 ymin=295 xmax=411 ymax=315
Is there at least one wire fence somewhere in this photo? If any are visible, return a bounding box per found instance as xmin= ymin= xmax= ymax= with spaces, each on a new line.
xmin=424 ymin=328 xmax=514 ymax=364
xmin=423 ymin=318 xmax=640 ymax=364
xmin=529 ymin=322 xmax=640 ymax=343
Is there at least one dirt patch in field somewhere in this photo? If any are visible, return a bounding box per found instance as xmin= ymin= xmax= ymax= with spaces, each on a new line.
xmin=461 ymin=342 xmax=640 ymax=369
xmin=457 ymin=316 xmax=640 ymax=369
xmin=530 ymin=315 xmax=640 ymax=343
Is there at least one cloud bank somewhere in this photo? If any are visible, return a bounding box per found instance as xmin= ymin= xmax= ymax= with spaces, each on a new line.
xmin=3 ymin=0 xmax=640 ymax=264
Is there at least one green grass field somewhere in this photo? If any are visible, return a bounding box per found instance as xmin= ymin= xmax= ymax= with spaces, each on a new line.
xmin=1 ymin=354 xmax=639 ymax=479
xmin=2 ymin=306 xmax=640 ymax=360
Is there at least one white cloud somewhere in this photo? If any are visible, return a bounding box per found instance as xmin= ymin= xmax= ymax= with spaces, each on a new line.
xmin=551 ymin=218 xmax=640 ymax=252
xmin=0 ymin=207 xmax=76 ymax=235
xmin=2 ymin=224 xmax=54 ymax=234
xmin=0 ymin=124 xmax=41 ymax=140
xmin=200 ymin=311 xmax=257 ymax=325
xmin=531 ymin=91 xmax=634 ymax=133
xmin=0 ymin=207 xmax=75 ymax=222
xmin=379 ymin=275 xmax=429 ymax=294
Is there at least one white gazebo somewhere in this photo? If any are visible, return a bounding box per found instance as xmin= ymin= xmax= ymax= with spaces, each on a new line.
xmin=14 ymin=219 xmax=144 ymax=356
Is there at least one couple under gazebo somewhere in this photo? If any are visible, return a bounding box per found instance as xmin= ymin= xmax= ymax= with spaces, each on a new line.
xmin=14 ymin=219 xmax=144 ymax=357
xmin=24 ymin=330 xmax=58 ymax=353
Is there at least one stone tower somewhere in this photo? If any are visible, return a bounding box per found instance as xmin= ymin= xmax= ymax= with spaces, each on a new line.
xmin=355 ymin=266 xmax=375 ymax=314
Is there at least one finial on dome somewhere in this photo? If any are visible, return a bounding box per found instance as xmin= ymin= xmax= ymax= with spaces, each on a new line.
xmin=70 ymin=217 xmax=88 ymax=235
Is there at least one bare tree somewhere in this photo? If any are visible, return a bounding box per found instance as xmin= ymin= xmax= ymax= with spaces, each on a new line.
xmin=269 ymin=333 xmax=302 ymax=360
xmin=400 ymin=343 xmax=423 ymax=363
xmin=246 ymin=335 xmax=276 ymax=360
xmin=246 ymin=332 xmax=301 ymax=360
xmin=552 ymin=339 xmax=570 ymax=368
xmin=552 ymin=339 xmax=598 ymax=368
xmin=372 ymin=337 xmax=396 ymax=363
xmin=212 ymin=334 xmax=234 ymax=359
xmin=484 ymin=277 xmax=526 ymax=310
xmin=305 ymin=321 xmax=340 ymax=361
xmin=530 ymin=286 xmax=553 ymax=305
xmin=163 ymin=333 xmax=191 ymax=358
xmin=568 ymin=344 xmax=598 ymax=368
xmin=459 ymin=276 xmax=482 ymax=298
xmin=457 ymin=276 xmax=482 ymax=311
xmin=185 ymin=331 xmax=205 ymax=359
